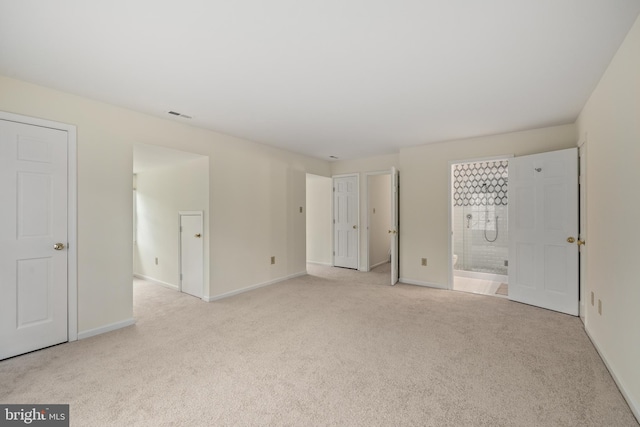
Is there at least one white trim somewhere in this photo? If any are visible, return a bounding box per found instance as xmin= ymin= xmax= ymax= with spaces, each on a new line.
xmin=306 ymin=261 xmax=333 ymax=266
xmin=204 ymin=271 xmax=307 ymax=302
xmin=133 ymin=273 xmax=179 ymax=291
xmin=448 ymin=155 xmax=513 ymax=291
xmin=370 ymin=260 xmax=389 ymax=269
xmin=585 ymin=329 xmax=640 ymax=423
xmin=77 ymin=318 xmax=136 ymax=340
xmin=331 ymin=173 xmax=360 ymax=270
xmin=578 ymin=140 xmax=588 ymax=323
xmin=0 ymin=111 xmax=78 ymax=343
xmin=399 ymin=278 xmax=448 ymax=290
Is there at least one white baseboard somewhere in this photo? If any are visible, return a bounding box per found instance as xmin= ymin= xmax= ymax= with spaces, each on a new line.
xmin=399 ymin=277 xmax=448 ymax=290
xmin=133 ymin=274 xmax=179 ymax=291
xmin=78 ymin=318 xmax=136 ymax=340
xmin=205 ymin=271 xmax=307 ymax=302
xmin=306 ymin=261 xmax=332 ymax=266
xmin=370 ymin=260 xmax=389 ymax=269
xmin=585 ymin=329 xmax=639 ymax=423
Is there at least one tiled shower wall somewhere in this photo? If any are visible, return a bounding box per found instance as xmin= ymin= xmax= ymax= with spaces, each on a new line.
xmin=452 ymin=160 xmax=509 ymax=275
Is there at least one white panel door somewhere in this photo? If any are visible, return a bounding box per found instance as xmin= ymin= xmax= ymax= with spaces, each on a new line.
xmin=390 ymin=167 xmax=399 ymax=285
xmin=508 ymin=148 xmax=579 ymax=315
xmin=333 ymin=175 xmax=358 ymax=269
xmin=0 ymin=120 xmax=69 ymax=360
xmin=180 ymin=213 xmax=203 ymax=299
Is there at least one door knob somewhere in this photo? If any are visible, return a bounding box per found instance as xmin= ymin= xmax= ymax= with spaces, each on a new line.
xmin=567 ymin=237 xmax=575 ymax=243
xmin=194 ymin=233 xmax=201 ymax=238
xmin=577 ymin=239 xmax=585 ymax=246
xmin=353 ymin=225 xmax=357 ymax=229
xmin=53 ymin=243 xmax=65 ymax=250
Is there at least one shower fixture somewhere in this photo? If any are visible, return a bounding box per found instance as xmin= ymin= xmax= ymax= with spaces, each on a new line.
xmin=484 ymin=215 xmax=499 ymax=242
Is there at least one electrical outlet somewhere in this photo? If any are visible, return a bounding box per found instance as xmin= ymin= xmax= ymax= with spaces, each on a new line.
xmin=598 ymin=299 xmax=602 ymax=315
xmin=155 ymin=257 xmax=158 ymax=265
xmin=421 ymin=258 xmax=427 ymax=266
xmin=271 ymin=256 xmax=275 ymax=265
xmin=591 ymin=291 xmax=594 ymax=306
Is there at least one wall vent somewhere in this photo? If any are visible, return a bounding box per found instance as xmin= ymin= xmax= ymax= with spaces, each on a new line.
xmin=167 ymin=111 xmax=192 ymax=119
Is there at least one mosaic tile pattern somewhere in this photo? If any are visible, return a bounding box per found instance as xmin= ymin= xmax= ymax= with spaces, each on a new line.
xmin=453 ymin=160 xmax=508 ymax=206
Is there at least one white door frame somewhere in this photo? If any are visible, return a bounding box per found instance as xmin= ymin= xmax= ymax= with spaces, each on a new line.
xmin=448 ymin=155 xmax=513 ymax=290
xmin=363 ymin=170 xmax=391 ymax=272
xmin=332 ymin=173 xmax=359 ymax=269
xmin=178 ymin=211 xmax=205 ymax=300
xmin=578 ymin=138 xmax=588 ymax=322
xmin=0 ymin=110 xmax=78 ymax=342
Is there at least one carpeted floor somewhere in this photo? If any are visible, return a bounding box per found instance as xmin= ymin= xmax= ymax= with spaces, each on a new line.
xmin=1 ymin=264 xmax=637 ymax=426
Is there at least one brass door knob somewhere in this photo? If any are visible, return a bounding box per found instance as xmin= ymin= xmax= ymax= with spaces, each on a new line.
xmin=53 ymin=243 xmax=65 ymax=250
xmin=353 ymin=225 xmax=357 ymax=229
xmin=577 ymin=239 xmax=585 ymax=246
xmin=567 ymin=237 xmax=576 ymax=243
xmin=194 ymin=233 xmax=201 ymax=238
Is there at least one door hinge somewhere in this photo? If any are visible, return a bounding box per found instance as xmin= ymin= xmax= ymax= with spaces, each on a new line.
xmin=180 ymin=273 xmax=183 ymax=280
xmin=180 ymin=226 xmax=183 ymax=232
xmin=333 ymin=187 xmax=335 ymax=192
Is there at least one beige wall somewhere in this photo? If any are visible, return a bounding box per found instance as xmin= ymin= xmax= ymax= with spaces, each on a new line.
xmin=398 ymin=124 xmax=577 ymax=286
xmin=0 ymin=75 xmax=330 ymax=333
xmin=134 ymin=157 xmax=209 ymax=290
xmin=306 ymin=174 xmax=332 ymax=265
xmin=577 ymin=15 xmax=640 ymax=417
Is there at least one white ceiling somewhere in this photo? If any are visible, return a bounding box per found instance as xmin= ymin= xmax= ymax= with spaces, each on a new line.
xmin=1 ymin=1 xmax=639 ymax=161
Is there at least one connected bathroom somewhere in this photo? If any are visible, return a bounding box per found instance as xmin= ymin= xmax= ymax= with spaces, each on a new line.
xmin=451 ymin=159 xmax=509 ymax=297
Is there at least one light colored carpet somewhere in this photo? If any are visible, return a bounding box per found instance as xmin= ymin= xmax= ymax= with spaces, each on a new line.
xmin=496 ymin=283 xmax=509 ymax=296
xmin=1 ymin=264 xmax=637 ymax=426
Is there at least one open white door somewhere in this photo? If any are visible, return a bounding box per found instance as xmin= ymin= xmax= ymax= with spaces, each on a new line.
xmin=333 ymin=175 xmax=359 ymax=269
xmin=390 ymin=167 xmax=399 ymax=285
xmin=508 ymin=148 xmax=579 ymax=315
xmin=0 ymin=120 xmax=69 ymax=360
xmin=179 ymin=211 xmax=203 ymax=299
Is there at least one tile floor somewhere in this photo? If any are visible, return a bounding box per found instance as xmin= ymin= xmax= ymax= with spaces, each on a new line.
xmin=453 ymin=275 xmax=507 ymax=299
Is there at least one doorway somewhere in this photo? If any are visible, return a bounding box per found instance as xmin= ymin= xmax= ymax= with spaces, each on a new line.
xmin=306 ymin=174 xmax=333 ymax=266
xmin=133 ymin=144 xmax=208 ymax=300
xmin=450 ymin=158 xmax=510 ymax=298
xmin=366 ymin=172 xmax=392 ymax=276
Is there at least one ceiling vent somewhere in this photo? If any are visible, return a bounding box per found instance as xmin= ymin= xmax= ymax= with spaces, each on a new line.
xmin=167 ymin=111 xmax=192 ymax=119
